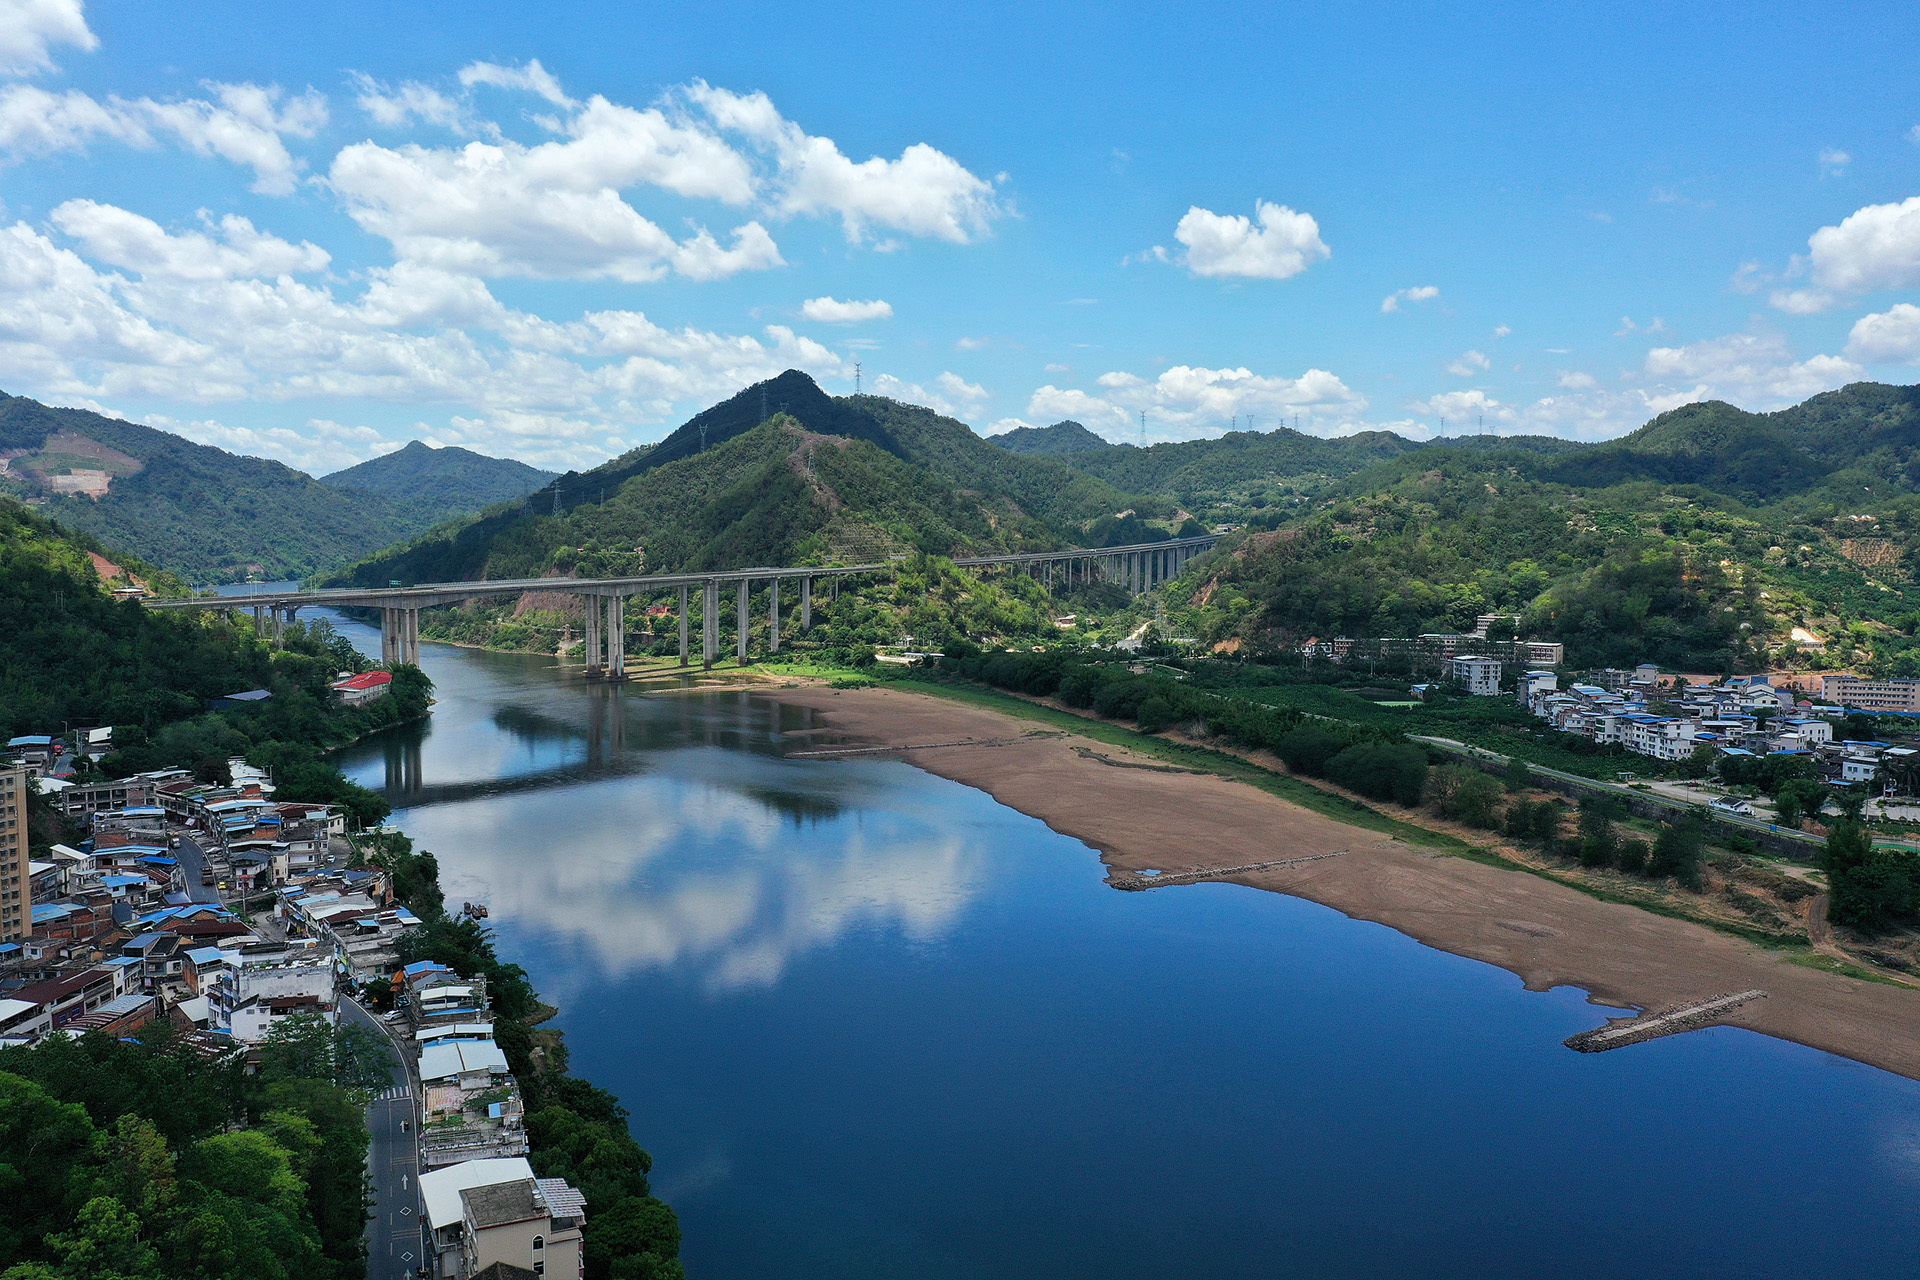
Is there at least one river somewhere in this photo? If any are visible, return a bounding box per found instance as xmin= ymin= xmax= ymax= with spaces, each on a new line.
xmin=296 ymin=609 xmax=1919 ymax=1278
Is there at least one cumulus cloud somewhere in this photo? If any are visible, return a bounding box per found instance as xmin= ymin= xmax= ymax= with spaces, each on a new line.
xmin=1847 ymin=303 xmax=1920 ymax=365
xmin=685 ymin=81 xmax=1002 ymax=244
xmin=0 ymin=80 xmax=326 ymax=194
xmin=867 ymin=369 xmax=987 ymax=419
xmin=1381 ymin=284 xmax=1439 ymax=313
xmin=1493 ymin=324 xmax=1512 ymax=338
xmin=1804 ymin=195 xmax=1920 ymax=295
xmin=1556 ymin=370 xmax=1598 ymax=390
xmin=0 ymin=0 xmax=94 ymax=75
xmin=1161 ymin=200 xmax=1328 ymax=280
xmin=351 ymin=74 xmax=476 ymax=134
xmin=0 ymin=202 xmax=854 ymax=468
xmin=1819 ymin=147 xmax=1850 ymax=177
xmin=1643 ymin=331 xmax=1861 ymax=406
xmin=1445 ymin=349 xmax=1490 ymax=376
xmin=1026 ymin=363 xmax=1366 ymax=440
xmin=800 ymin=295 xmax=892 ymax=323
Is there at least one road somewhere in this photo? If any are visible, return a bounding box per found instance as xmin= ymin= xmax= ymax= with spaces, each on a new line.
xmin=170 ymin=831 xmax=221 ymax=904
xmin=343 ymin=996 xmax=425 ymax=1280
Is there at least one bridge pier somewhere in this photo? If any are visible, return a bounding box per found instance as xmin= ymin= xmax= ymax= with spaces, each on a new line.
xmin=800 ymin=576 xmax=811 ymax=631
xmin=736 ymin=580 xmax=750 ymax=665
xmin=703 ymin=580 xmax=718 ymax=669
xmin=584 ymin=594 xmax=602 ymax=676
xmin=402 ymin=608 xmax=419 ymax=666
xmin=607 ymin=595 xmax=625 ymax=679
xmin=678 ymin=585 xmax=690 ymax=666
xmin=769 ymin=578 xmax=780 ymax=654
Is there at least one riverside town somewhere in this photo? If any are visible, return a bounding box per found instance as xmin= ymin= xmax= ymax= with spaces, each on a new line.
xmin=2 ymin=4 xmax=1919 ymax=1278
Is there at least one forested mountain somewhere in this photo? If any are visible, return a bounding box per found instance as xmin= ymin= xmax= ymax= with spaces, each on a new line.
xmin=988 ymin=420 xmax=1114 ymax=455
xmin=327 ymin=372 xmax=1148 ymax=588
xmin=1169 ymin=384 xmax=1920 ymax=676
xmin=321 ymin=440 xmax=554 ymax=522
xmin=0 ymin=393 xmax=438 ymax=583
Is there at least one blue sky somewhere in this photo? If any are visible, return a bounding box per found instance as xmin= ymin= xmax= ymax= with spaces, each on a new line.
xmin=1 ymin=0 xmax=1917 ymax=472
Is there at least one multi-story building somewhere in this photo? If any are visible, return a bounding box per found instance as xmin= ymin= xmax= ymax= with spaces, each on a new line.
xmin=1 ymin=768 xmax=28 ymax=944
xmin=1821 ymin=675 xmax=1920 ymax=713
xmin=1451 ymin=655 xmax=1504 ymax=696
xmin=418 ymin=1158 xmax=585 ymax=1280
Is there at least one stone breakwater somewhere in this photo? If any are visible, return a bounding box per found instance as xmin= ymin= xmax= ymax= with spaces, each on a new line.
xmin=1565 ymin=990 xmax=1769 ymax=1053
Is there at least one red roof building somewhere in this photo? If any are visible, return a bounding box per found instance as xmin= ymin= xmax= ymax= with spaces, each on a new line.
xmin=329 ymin=671 xmax=393 ymax=707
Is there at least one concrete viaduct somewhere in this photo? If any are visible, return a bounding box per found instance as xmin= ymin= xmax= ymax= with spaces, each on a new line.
xmin=143 ymin=535 xmax=1220 ymax=677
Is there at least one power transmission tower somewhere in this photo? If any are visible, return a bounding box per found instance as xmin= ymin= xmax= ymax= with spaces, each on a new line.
xmin=854 ymin=361 xmax=862 ymax=395
xmin=1139 ymin=409 xmax=1146 ymax=446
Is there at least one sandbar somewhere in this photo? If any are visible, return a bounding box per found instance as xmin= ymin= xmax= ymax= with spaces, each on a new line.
xmin=773 ymin=684 xmax=1920 ymax=1081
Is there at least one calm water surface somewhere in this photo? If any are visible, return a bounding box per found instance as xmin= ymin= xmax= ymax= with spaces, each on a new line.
xmin=311 ymin=613 xmax=1920 ymax=1279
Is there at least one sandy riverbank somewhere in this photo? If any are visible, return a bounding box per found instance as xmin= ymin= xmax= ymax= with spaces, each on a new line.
xmin=773 ymin=684 xmax=1920 ymax=1081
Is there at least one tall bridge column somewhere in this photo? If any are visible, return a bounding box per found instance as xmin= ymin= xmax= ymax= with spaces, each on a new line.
xmin=584 ymin=594 xmax=602 ymax=675
xmin=736 ymin=580 xmax=750 ymax=665
xmin=252 ymin=604 xmax=266 ymax=637
xmin=800 ymin=576 xmax=811 ymax=630
xmin=607 ymin=595 xmax=625 ymax=678
xmin=678 ymin=586 xmax=690 ymax=666
xmin=270 ymin=606 xmax=286 ymax=647
xmin=702 ymin=580 xmax=718 ymax=669
xmin=380 ymin=608 xmax=399 ymax=667
xmin=768 ymin=578 xmax=780 ymax=654
xmin=402 ymin=608 xmax=420 ymax=666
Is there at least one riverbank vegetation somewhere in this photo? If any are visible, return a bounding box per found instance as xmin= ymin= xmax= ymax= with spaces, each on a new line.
xmin=358 ymin=832 xmax=685 ymax=1280
xmin=0 ymin=498 xmax=428 ymax=828
xmin=0 ymin=1016 xmax=383 ymax=1280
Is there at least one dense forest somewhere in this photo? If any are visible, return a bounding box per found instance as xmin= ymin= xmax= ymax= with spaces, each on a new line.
xmin=321 ymin=440 xmax=555 ymax=525
xmin=0 ymin=393 xmax=550 ymax=583
xmin=0 ymin=1013 xmax=389 ymax=1280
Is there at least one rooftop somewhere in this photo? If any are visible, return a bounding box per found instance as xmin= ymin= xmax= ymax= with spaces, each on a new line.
xmin=418 ymin=1157 xmax=535 ymax=1230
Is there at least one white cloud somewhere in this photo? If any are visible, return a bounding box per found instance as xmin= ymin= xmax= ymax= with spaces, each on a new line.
xmin=1801 ymin=195 xmax=1920 ymax=296
xmin=1615 ymin=315 xmax=1665 ymax=335
xmin=1444 ymin=349 xmax=1490 ymax=376
xmin=866 ymin=369 xmax=987 ymax=419
xmin=51 ymin=199 xmax=329 ymax=279
xmin=458 ymin=58 xmax=575 ymax=108
xmin=685 ymin=81 xmax=1002 ymax=244
xmin=1027 ymin=363 xmax=1366 ymax=440
xmin=1643 ymin=331 xmax=1861 ymax=406
xmin=1768 ymin=287 xmax=1833 ymax=314
xmin=0 ymin=0 xmax=93 ymax=75
xmin=352 ymin=74 xmax=476 ymax=134
xmin=1043 ymin=362 xmax=1069 ymax=374
xmin=1847 ymin=303 xmax=1920 ymax=365
xmin=1555 ymin=370 xmax=1598 ymax=389
xmin=1819 ymin=147 xmax=1850 ymax=177
xmin=1166 ymin=200 xmax=1328 ymax=280
xmin=0 ymin=80 xmax=326 ymax=195
xmin=1493 ymin=324 xmax=1512 ymax=338
xmin=1381 ymin=284 xmax=1439 ymax=313
xmin=800 ymin=295 xmax=892 ymax=323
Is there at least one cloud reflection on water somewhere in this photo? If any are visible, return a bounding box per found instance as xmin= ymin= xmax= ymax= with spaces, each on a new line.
xmin=402 ymin=755 xmax=989 ymax=997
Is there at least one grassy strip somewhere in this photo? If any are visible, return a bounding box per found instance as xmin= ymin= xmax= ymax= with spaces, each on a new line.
xmin=1786 ymin=951 xmax=1915 ymax=987
xmin=879 ymin=673 xmax=1468 ymax=850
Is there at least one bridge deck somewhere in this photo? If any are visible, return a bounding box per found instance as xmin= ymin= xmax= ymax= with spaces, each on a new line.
xmin=144 ymin=535 xmax=1220 ymax=611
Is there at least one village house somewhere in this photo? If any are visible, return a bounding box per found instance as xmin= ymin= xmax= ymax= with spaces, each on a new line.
xmin=417 ymin=1158 xmax=585 ymax=1280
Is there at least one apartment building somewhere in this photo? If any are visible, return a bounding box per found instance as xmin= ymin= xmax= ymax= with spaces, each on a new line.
xmin=1820 ymin=675 xmax=1920 ymax=713
xmin=1 ymin=768 xmax=27 ymax=943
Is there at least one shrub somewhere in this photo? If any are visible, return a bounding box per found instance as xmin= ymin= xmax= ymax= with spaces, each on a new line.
xmin=1431 ymin=765 xmax=1503 ymax=828
xmin=1648 ymin=815 xmax=1705 ymax=889
xmin=1135 ymin=695 xmax=1175 ymax=734
xmin=1325 ymin=742 xmax=1428 ymax=806
xmin=1615 ymin=838 xmax=1651 ymax=876
xmin=1274 ymin=726 xmax=1345 ymax=777
xmin=1504 ymin=757 xmax=1531 ymax=793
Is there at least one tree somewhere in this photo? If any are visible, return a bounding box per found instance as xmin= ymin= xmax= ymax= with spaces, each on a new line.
xmin=1648 ymin=815 xmax=1705 ymax=889
xmin=1576 ymin=794 xmax=1623 ymax=868
xmin=1135 ymin=695 xmax=1175 ymax=734
xmin=1430 ymin=765 xmax=1502 ymax=828
xmin=256 ymin=1014 xmax=334 ymax=1084
xmin=1615 ymin=837 xmax=1651 ymax=876
xmin=35 ymin=1196 xmax=158 ymax=1280
xmin=100 ymin=1115 xmax=176 ymax=1220
xmin=1325 ymin=743 xmax=1428 ymax=806
xmin=1503 ymin=756 xmax=1531 ymax=793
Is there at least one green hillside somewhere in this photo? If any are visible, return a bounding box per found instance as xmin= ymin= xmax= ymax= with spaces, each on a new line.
xmin=1163 ymin=384 xmax=1920 ymax=676
xmin=988 ymin=420 xmax=1115 ymax=455
xmin=328 ymin=372 xmax=1147 ymax=588
xmin=0 ymin=392 xmax=437 ymax=584
xmin=322 ymin=440 xmax=554 ymax=522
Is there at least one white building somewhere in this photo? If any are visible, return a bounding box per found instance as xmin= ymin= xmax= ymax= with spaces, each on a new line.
xmin=1452 ymin=655 xmax=1504 ymax=696
xmin=207 ymin=947 xmax=336 ymax=1042
xmin=418 ymin=1158 xmax=584 ymax=1280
